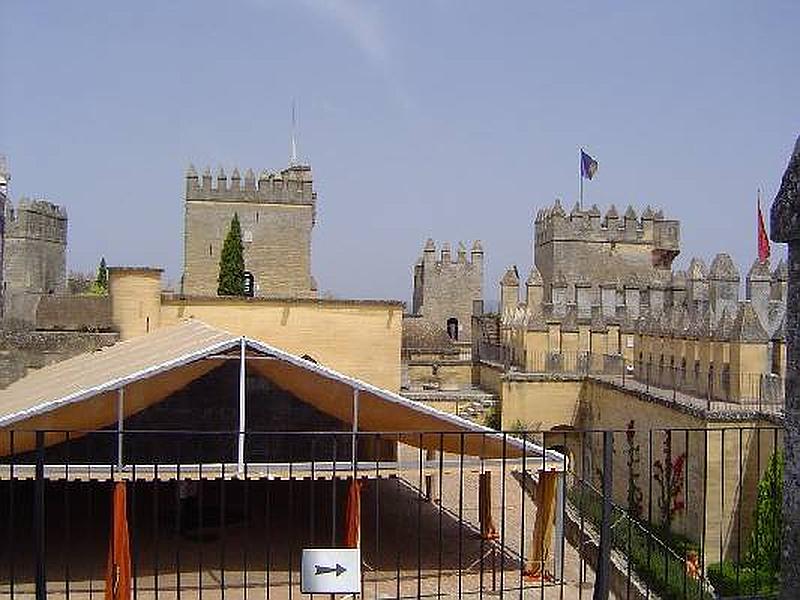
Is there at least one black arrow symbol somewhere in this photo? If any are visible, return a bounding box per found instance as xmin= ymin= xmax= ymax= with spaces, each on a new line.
xmin=315 ymin=563 xmax=347 ymax=577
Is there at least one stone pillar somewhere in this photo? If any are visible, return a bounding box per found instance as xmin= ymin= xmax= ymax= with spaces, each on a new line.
xmin=500 ymin=266 xmax=520 ymax=315
xmin=769 ymin=134 xmax=800 ymax=600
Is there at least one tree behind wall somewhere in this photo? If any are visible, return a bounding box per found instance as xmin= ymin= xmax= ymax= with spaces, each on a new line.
xmin=217 ymin=214 xmax=245 ymax=296
xmin=93 ymin=257 xmax=108 ymax=294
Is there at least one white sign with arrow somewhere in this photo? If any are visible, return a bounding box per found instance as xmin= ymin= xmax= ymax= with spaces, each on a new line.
xmin=300 ymin=548 xmax=361 ymax=594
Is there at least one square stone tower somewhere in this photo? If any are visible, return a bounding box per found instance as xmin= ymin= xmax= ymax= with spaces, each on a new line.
xmin=411 ymin=239 xmax=483 ymax=341
xmin=3 ymin=197 xmax=68 ymax=321
xmin=534 ymin=201 xmax=680 ymax=304
xmin=183 ymin=163 xmax=317 ymax=298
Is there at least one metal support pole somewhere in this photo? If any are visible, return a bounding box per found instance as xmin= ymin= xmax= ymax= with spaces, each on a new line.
xmin=553 ymin=471 xmax=566 ymax=581
xmin=352 ymin=388 xmax=359 ymax=477
xmin=117 ymin=387 xmax=124 ymax=470
xmin=593 ymin=431 xmax=613 ymax=600
xmin=34 ymin=430 xmax=46 ymax=600
xmin=238 ymin=337 xmax=246 ymax=473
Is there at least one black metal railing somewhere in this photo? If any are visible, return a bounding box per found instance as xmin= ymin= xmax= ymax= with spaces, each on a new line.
xmin=0 ymin=426 xmax=782 ymax=599
xmin=475 ymin=347 xmax=785 ymax=413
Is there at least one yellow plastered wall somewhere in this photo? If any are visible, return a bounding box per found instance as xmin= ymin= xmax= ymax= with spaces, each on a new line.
xmin=108 ymin=268 xmax=163 ymax=341
xmin=407 ymin=363 xmax=472 ymax=389
xmin=524 ymin=330 xmax=548 ymax=371
xmin=580 ymin=379 xmax=780 ymax=564
xmin=477 ymin=362 xmax=503 ymax=395
xmin=730 ymin=342 xmax=768 ymax=402
xmin=500 ymin=380 xmax=582 ymax=431
xmin=158 ymin=299 xmax=402 ymax=391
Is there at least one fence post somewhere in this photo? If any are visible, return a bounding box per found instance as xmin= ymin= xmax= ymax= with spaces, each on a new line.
xmin=34 ymin=430 xmax=46 ymax=600
xmin=593 ymin=431 xmax=613 ymax=600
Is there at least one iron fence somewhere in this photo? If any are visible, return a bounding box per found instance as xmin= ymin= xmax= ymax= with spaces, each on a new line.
xmin=475 ymin=347 xmax=785 ymax=414
xmin=0 ymin=426 xmax=783 ymax=599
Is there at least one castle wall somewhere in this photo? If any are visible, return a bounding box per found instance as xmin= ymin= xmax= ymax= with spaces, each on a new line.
xmin=3 ymin=199 xmax=67 ymax=322
xmin=158 ymin=296 xmax=403 ymax=391
xmin=581 ymin=379 xmax=779 ymax=564
xmin=500 ymin=379 xmax=582 ymax=430
xmin=0 ymin=330 xmax=118 ymax=388
xmin=533 ymin=204 xmax=679 ymax=300
xmin=412 ymin=241 xmax=483 ymax=341
xmin=35 ymin=295 xmax=112 ymax=331
xmin=183 ymin=165 xmax=316 ymax=298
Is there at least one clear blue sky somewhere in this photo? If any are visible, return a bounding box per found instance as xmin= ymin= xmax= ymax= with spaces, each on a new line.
xmin=2 ymin=1 xmax=798 ymax=304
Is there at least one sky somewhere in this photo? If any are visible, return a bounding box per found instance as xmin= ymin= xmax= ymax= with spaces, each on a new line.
xmin=1 ymin=1 xmax=798 ymax=306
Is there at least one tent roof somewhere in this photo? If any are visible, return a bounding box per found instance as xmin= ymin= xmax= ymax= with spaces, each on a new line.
xmin=0 ymin=319 xmax=563 ymax=465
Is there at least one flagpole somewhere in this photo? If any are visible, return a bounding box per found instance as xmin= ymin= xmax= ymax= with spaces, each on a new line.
xmin=579 ymin=148 xmax=584 ymax=210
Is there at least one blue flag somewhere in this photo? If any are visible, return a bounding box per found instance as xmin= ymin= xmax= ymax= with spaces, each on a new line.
xmin=581 ymin=150 xmax=598 ymax=180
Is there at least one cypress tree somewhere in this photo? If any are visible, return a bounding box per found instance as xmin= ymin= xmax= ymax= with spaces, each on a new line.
xmin=95 ymin=257 xmax=108 ymax=292
xmin=217 ymin=213 xmax=246 ymax=296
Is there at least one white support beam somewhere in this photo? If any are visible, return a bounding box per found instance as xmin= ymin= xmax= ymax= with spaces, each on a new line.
xmin=238 ymin=337 xmax=246 ymax=474
xmin=351 ymin=388 xmax=359 ymax=478
xmin=116 ymin=387 xmax=124 ymax=470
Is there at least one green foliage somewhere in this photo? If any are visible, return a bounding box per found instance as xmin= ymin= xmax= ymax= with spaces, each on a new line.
xmin=707 ymin=561 xmax=779 ymax=598
xmin=625 ymin=420 xmax=644 ymax=519
xmin=747 ymin=451 xmax=783 ymax=572
xmin=483 ymin=402 xmax=501 ymax=430
xmin=509 ymin=419 xmax=530 ymax=433
xmin=706 ymin=451 xmax=783 ymax=597
xmin=88 ymin=257 xmax=108 ymax=295
xmin=217 ymin=214 xmax=246 ymax=296
xmin=568 ymin=481 xmax=709 ymax=600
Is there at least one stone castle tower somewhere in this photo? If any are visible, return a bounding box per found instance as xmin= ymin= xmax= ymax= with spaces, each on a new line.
xmin=0 ymin=158 xmax=8 ymax=314
xmin=534 ymin=200 xmax=680 ymax=305
xmin=412 ymin=239 xmax=483 ymax=341
xmin=3 ymin=197 xmax=68 ymax=320
xmin=183 ymin=163 xmax=317 ymax=298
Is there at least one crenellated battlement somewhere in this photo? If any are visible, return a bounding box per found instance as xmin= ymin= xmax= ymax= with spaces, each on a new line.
xmin=534 ymin=200 xmax=680 ymax=250
xmin=421 ymin=238 xmax=483 ymax=270
xmin=5 ymin=198 xmax=68 ymax=244
xmin=185 ymin=163 xmax=316 ymax=205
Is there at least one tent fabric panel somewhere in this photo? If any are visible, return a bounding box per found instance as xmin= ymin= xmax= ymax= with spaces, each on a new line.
xmin=0 ymin=321 xmax=237 ymax=427
xmin=0 ymin=359 xmax=223 ymax=456
xmin=250 ymin=360 xmax=356 ymax=425
xmin=251 ymin=356 xmax=524 ymax=459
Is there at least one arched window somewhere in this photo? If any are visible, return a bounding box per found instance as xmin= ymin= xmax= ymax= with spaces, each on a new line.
xmin=446 ymin=317 xmax=459 ymax=341
xmin=243 ymin=272 xmax=255 ymax=297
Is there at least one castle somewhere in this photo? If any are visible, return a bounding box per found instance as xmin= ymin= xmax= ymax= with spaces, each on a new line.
xmin=490 ymin=200 xmax=787 ymax=404
xmin=183 ymin=163 xmax=317 ymax=298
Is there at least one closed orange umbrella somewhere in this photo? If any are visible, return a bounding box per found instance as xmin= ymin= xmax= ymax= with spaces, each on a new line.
xmin=525 ymin=470 xmax=558 ymax=581
xmin=105 ymin=482 xmax=131 ymax=600
xmin=343 ymin=479 xmax=362 ymax=548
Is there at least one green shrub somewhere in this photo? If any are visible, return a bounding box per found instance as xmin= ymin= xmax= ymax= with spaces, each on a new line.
xmin=706 ymin=561 xmax=779 ymax=598
xmin=568 ymin=482 xmax=710 ymax=600
xmin=483 ymin=402 xmax=501 ymax=430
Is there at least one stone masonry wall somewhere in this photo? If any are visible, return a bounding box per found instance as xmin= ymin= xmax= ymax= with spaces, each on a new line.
xmin=0 ymin=330 xmax=118 ymax=388
xmin=183 ymin=164 xmax=316 ymax=298
xmin=412 ymin=239 xmax=483 ymax=341
xmin=3 ymin=199 xmax=68 ymax=321
xmin=534 ymin=201 xmax=679 ymax=300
